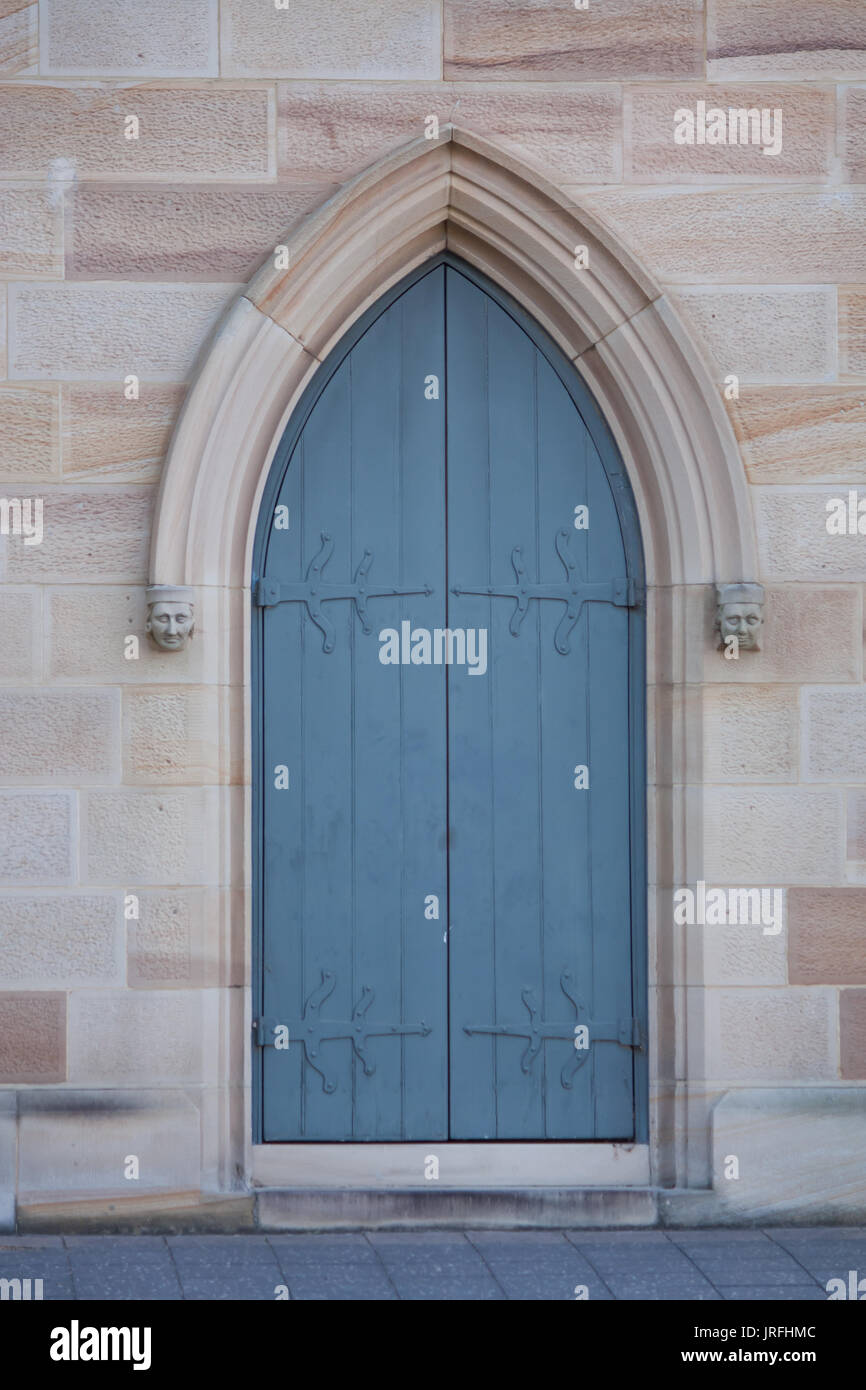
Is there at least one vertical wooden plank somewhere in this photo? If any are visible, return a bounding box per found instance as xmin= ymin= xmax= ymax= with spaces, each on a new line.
xmin=260 ymin=272 xmax=448 ymax=1140
xmin=445 ymin=267 xmax=498 ymax=1138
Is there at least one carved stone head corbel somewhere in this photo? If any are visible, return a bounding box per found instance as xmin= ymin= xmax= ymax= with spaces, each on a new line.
xmin=714 ymin=582 xmax=765 ymax=652
xmin=146 ymin=585 xmax=195 ymax=652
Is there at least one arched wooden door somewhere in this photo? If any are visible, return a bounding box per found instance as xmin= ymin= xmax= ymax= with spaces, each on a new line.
xmin=252 ymin=256 xmax=646 ymax=1143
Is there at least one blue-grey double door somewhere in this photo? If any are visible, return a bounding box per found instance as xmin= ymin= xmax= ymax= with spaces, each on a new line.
xmin=255 ymin=260 xmax=645 ymax=1143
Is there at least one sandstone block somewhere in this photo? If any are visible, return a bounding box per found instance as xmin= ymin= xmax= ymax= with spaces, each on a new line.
xmin=17 ymin=1089 xmax=201 ymax=1198
xmin=708 ymin=0 xmax=866 ymax=79
xmin=9 ymin=282 xmax=240 ymax=380
xmin=223 ymin=0 xmax=441 ymax=79
xmin=583 ymin=188 xmax=866 ymax=283
xmin=68 ymin=990 xmax=202 ymax=1085
xmin=789 ymin=888 xmax=866 ymax=985
xmin=279 ymin=82 xmax=622 ymax=186
xmin=122 ymin=685 xmax=237 ymax=785
xmin=673 ymin=287 xmax=835 ymax=383
xmin=0 ymin=1 xmax=36 ymax=74
xmin=1 ymin=487 xmax=153 ymax=584
xmin=702 ymin=685 xmax=798 ymax=783
xmin=0 ymin=991 xmax=66 ymax=1082
xmin=0 ymin=587 xmax=38 ymax=682
xmin=627 ymin=84 xmax=834 ymax=181
xmin=60 ymin=383 xmax=185 ymax=484
xmin=0 ymin=185 xmax=62 ymax=278
xmin=82 ymin=787 xmax=229 ymax=885
xmin=0 ymin=688 xmax=119 ymax=782
xmin=840 ymin=288 xmax=866 ymax=377
xmin=0 ymin=893 xmax=122 ymax=986
xmin=128 ymin=888 xmax=243 ymax=989
xmin=840 ymin=990 xmax=866 ymax=1078
xmin=805 ymin=688 xmax=866 ymax=781
xmin=68 ymin=185 xmax=329 ymax=282
xmin=711 ymin=1089 xmax=866 ymax=1223
xmin=40 ymin=0 xmax=218 ymax=77
xmin=700 ymin=585 xmax=860 ymax=685
xmin=0 ymin=385 xmax=59 ymax=482
xmin=755 ymin=489 xmax=866 ymax=580
xmin=47 ymin=586 xmax=204 ymax=684
xmin=706 ymin=987 xmax=836 ymax=1081
xmin=729 ymin=386 xmax=866 ymax=485
xmin=702 ymin=787 xmax=843 ymax=884
xmin=445 ymin=0 xmax=704 ymax=80
xmin=0 ymin=85 xmax=272 ymax=180
xmin=0 ymin=792 xmax=74 ymax=885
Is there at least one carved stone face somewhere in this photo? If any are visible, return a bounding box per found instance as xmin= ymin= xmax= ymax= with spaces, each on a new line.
xmin=146 ymin=600 xmax=195 ymax=651
xmin=718 ymin=602 xmax=763 ymax=649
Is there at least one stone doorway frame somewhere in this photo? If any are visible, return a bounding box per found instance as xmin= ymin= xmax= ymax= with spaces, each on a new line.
xmin=149 ymin=128 xmax=758 ymax=1203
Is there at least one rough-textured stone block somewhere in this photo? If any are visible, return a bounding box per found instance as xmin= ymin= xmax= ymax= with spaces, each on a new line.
xmin=0 ymin=792 xmax=74 ymax=885
xmin=0 ymin=688 xmax=119 ymax=782
xmin=40 ymin=0 xmax=218 ymax=76
xmin=673 ymin=287 xmax=835 ymax=383
xmin=0 ymin=385 xmax=59 ymax=481
xmin=805 ymin=688 xmax=866 ymax=781
xmin=842 ymin=87 xmax=866 ymax=182
xmin=9 ymin=282 xmax=239 ymax=380
xmin=840 ymin=990 xmax=866 ymax=1078
xmin=0 ymin=186 xmax=62 ymax=277
xmin=68 ymin=185 xmax=329 ymax=282
xmin=445 ymin=0 xmax=704 ymax=80
xmin=17 ymin=1090 xmax=201 ymax=1198
xmin=702 ymin=787 xmax=843 ymax=884
xmin=122 ymin=685 xmax=235 ymax=784
xmin=708 ymin=0 xmax=866 ymax=79
xmin=0 ymin=894 xmax=122 ymax=986
xmin=279 ymin=83 xmax=621 ymax=185
xmin=848 ymin=792 xmax=866 ymax=860
xmin=0 ymin=992 xmax=66 ymax=1081
xmin=0 ymin=588 xmax=38 ymax=682
xmin=706 ymin=988 xmax=836 ymax=1081
xmin=755 ymin=490 xmax=866 ymax=581
xmin=68 ymin=991 xmax=202 ymax=1084
xmin=2 ymin=487 xmax=152 ymax=584
xmin=83 ymin=787 xmax=227 ymax=885
xmin=729 ymin=386 xmax=866 ymax=485
xmin=840 ymin=288 xmax=866 ymax=377
xmin=47 ymin=587 xmax=203 ymax=684
xmin=0 ymin=85 xmax=272 ymax=179
xmin=223 ymin=0 xmax=440 ymax=79
xmin=627 ymin=84 xmax=834 ymax=181
xmin=61 ymin=383 xmax=185 ymax=484
xmin=702 ymin=685 xmax=798 ymax=783
xmin=0 ymin=1 xmax=36 ymax=75
xmin=789 ymin=888 xmax=866 ymax=985
xmin=701 ymin=917 xmax=788 ymax=988
xmin=701 ymin=585 xmax=861 ymax=685
xmin=583 ymin=188 xmax=866 ymax=283
xmin=711 ymin=1090 xmax=866 ymax=1221
xmin=128 ymin=888 xmax=242 ymax=988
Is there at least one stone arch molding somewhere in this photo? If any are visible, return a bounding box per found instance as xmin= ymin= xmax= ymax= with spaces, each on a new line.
xmin=151 ymin=126 xmax=757 ymax=596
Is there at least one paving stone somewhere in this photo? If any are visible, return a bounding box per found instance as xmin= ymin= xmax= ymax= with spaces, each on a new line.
xmin=719 ymin=1285 xmax=830 ymax=1301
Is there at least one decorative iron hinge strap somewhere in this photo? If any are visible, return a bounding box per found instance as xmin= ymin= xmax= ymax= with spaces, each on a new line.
xmin=256 ymin=971 xmax=431 ymax=1094
xmin=253 ymin=1017 xmax=284 ymax=1048
xmin=253 ymin=532 xmax=432 ymax=653
xmin=452 ymin=528 xmax=643 ymax=655
xmin=463 ymin=971 xmax=645 ymax=1090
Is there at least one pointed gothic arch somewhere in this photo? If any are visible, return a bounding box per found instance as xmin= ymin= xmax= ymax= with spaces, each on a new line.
xmin=148 ymin=128 xmax=757 ymax=1199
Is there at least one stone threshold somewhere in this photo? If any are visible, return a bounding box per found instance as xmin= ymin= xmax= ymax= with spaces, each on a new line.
xmin=256 ymin=1187 xmax=658 ymax=1231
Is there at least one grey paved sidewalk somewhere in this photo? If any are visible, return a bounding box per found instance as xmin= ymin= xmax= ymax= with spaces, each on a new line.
xmin=1 ymin=1227 xmax=863 ymax=1301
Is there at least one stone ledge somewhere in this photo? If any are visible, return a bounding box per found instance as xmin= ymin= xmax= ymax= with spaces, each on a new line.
xmin=255 ymin=1187 xmax=658 ymax=1231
